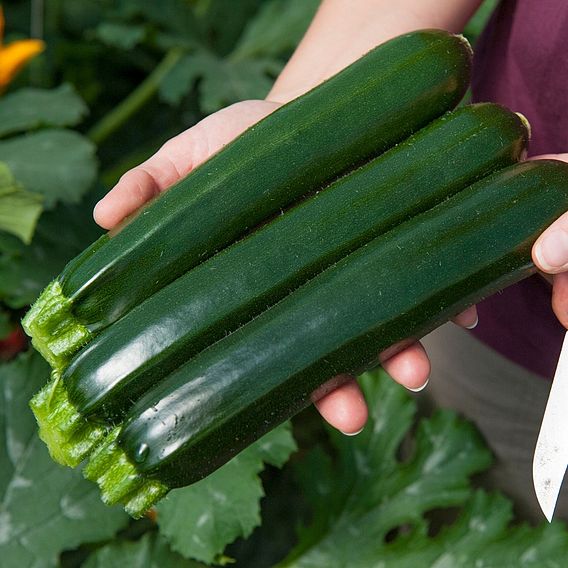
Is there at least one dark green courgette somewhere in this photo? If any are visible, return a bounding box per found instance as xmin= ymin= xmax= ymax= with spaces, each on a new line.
xmin=83 ymin=160 xmax=568 ymax=516
xmin=31 ymin=103 xmax=528 ymax=467
xmin=23 ymin=30 xmax=471 ymax=370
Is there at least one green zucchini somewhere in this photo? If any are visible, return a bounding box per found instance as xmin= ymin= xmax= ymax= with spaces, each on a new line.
xmin=23 ymin=29 xmax=472 ymax=370
xmin=82 ymin=160 xmax=568 ymax=516
xmin=31 ymin=103 xmax=528 ymax=466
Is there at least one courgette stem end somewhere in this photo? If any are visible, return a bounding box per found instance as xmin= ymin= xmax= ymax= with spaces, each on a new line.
xmin=22 ymin=280 xmax=92 ymax=370
xmin=455 ymin=33 xmax=474 ymax=58
xmin=30 ymin=373 xmax=107 ymax=467
xmin=84 ymin=428 xmax=169 ymax=518
xmin=515 ymin=112 xmax=532 ymax=141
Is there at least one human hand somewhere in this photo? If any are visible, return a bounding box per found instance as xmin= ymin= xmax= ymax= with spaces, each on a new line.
xmin=532 ymin=154 xmax=568 ymax=327
xmin=94 ymin=99 xmax=478 ymax=436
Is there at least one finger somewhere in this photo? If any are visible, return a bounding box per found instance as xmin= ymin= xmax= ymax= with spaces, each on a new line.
xmin=451 ymin=305 xmax=478 ymax=329
xmin=313 ymin=376 xmax=368 ymax=435
xmin=552 ymin=272 xmax=568 ymax=329
xmin=94 ymin=100 xmax=280 ymax=230
xmin=532 ymin=210 xmax=568 ymax=274
xmin=529 ymin=154 xmax=568 ymax=272
xmin=94 ymin=166 xmax=164 ymax=230
xmin=380 ymin=340 xmax=430 ymax=392
xmin=529 ymin=153 xmax=568 ymax=163
xmin=313 ymin=339 xmax=431 ymax=434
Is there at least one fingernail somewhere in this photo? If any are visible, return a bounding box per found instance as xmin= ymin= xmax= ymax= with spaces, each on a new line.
xmin=340 ymin=426 xmax=364 ymax=437
xmin=535 ymin=231 xmax=568 ymax=272
xmin=406 ymin=378 xmax=429 ymax=393
xmin=93 ymin=200 xmax=102 ymax=222
xmin=465 ymin=315 xmax=479 ymax=330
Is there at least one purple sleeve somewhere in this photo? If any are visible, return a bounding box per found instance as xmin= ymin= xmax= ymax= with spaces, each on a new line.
xmin=467 ymin=0 xmax=568 ymax=379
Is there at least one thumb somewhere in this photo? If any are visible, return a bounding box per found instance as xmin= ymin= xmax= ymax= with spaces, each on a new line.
xmin=531 ymin=153 xmax=568 ymax=274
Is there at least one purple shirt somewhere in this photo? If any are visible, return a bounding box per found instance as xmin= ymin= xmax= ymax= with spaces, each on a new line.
xmin=469 ymin=0 xmax=568 ymax=378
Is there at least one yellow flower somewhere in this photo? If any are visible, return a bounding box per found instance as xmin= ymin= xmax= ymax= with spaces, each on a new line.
xmin=0 ymin=5 xmax=45 ymax=92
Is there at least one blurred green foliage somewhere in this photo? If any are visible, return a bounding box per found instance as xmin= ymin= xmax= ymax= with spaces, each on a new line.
xmin=3 ymin=0 xmax=319 ymax=178
xmin=3 ymin=2 xmax=563 ymax=567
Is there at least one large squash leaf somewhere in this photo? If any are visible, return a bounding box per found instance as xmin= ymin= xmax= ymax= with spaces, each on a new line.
xmin=83 ymin=533 xmax=203 ymax=568
xmin=0 ymin=163 xmax=42 ymax=244
xmin=0 ymin=85 xmax=88 ymax=139
xmin=232 ymin=0 xmax=320 ymax=60
xmin=157 ymin=423 xmax=296 ymax=565
xmin=279 ymin=371 xmax=568 ymax=567
xmin=159 ymin=0 xmax=317 ymax=112
xmin=0 ymin=351 xmax=128 ymax=568
xmin=0 ymin=129 xmax=97 ymax=208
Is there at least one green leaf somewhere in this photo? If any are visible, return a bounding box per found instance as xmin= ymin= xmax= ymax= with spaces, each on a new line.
xmin=0 ymin=187 xmax=103 ymax=308
xmin=279 ymin=371 xmax=568 ymax=567
xmin=157 ymin=422 xmax=296 ymax=564
xmin=0 ymin=129 xmax=97 ymax=208
xmin=83 ymin=533 xmax=203 ymax=568
xmin=115 ymin=0 xmax=202 ymax=41
xmin=159 ymin=52 xmax=211 ymax=106
xmin=232 ymin=0 xmax=319 ymax=60
xmin=0 ymin=85 xmax=89 ymax=139
xmin=160 ymin=51 xmax=281 ymax=111
xmin=95 ymin=22 xmax=146 ymax=50
xmin=369 ymin=491 xmax=568 ymax=567
xmin=197 ymin=0 xmax=265 ymax=56
xmin=0 ymin=351 xmax=129 ymax=567
xmin=199 ymin=57 xmax=281 ymax=114
xmin=282 ymin=370 xmax=487 ymax=565
xmin=0 ymin=163 xmax=43 ymax=244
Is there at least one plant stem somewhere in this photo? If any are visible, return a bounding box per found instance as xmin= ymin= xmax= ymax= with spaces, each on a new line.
xmin=30 ymin=0 xmax=45 ymax=39
xmin=88 ymin=48 xmax=184 ymax=146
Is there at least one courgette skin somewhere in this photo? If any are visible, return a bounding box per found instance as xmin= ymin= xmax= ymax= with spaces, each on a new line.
xmin=83 ymin=160 xmax=568 ymax=516
xmin=23 ymin=30 xmax=471 ymax=369
xmin=63 ymin=103 xmax=528 ymax=421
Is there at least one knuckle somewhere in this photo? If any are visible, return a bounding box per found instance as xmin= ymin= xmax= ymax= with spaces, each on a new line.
xmin=121 ymin=168 xmax=159 ymax=204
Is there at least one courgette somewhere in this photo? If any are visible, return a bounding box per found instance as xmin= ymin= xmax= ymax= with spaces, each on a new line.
xmin=23 ymin=29 xmax=472 ymax=370
xmin=82 ymin=160 xmax=568 ymax=516
xmin=31 ymin=103 xmax=528 ymax=467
